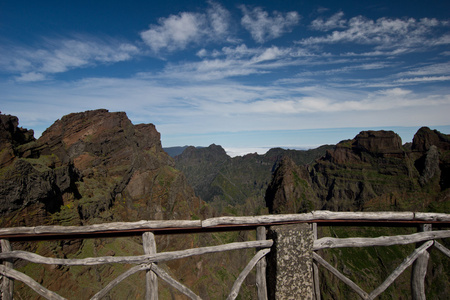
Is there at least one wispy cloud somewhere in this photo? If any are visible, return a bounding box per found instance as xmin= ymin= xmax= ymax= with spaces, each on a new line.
xmin=396 ymin=76 xmax=450 ymax=83
xmin=310 ymin=11 xmax=346 ymax=31
xmin=150 ymin=44 xmax=315 ymax=81
xmin=140 ymin=1 xmax=231 ymax=53
xmin=0 ymin=36 xmax=139 ymax=82
xmin=240 ymin=6 xmax=300 ymax=43
xmin=2 ymin=73 xmax=450 ymax=145
xmin=302 ymin=15 xmax=450 ymax=51
xmin=397 ymin=62 xmax=450 ymax=77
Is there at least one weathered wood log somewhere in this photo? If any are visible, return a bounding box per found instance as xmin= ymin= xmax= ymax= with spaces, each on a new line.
xmin=202 ymin=211 xmax=450 ymax=227
xmin=414 ymin=212 xmax=450 ymax=222
xmin=1 ymin=212 xmax=449 ymax=240
xmin=1 ymin=239 xmax=14 ymax=300
xmin=368 ymin=240 xmax=434 ymax=300
xmin=312 ymin=210 xmax=415 ymax=221
xmin=312 ymin=222 xmax=321 ymax=300
xmin=0 ymin=240 xmax=273 ymax=266
xmin=0 ymin=220 xmax=202 ymax=237
xmin=434 ymin=241 xmax=450 ymax=258
xmin=201 ymin=213 xmax=315 ymax=227
xmin=256 ymin=226 xmax=268 ymax=300
xmin=314 ymin=230 xmax=450 ymax=250
xmin=412 ymin=224 xmax=431 ymax=300
xmin=0 ymin=265 xmax=66 ymax=300
xmin=91 ymin=264 xmax=149 ymax=300
xmin=313 ymin=252 xmax=368 ymax=299
xmin=143 ymin=232 xmax=158 ymax=300
xmin=151 ymin=264 xmax=201 ymax=300
xmin=227 ymin=248 xmax=271 ymax=300
xmin=411 ymin=250 xmax=429 ymax=300
xmin=312 ymin=262 xmax=320 ymax=300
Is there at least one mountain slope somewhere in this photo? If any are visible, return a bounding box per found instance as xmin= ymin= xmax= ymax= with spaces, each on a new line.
xmin=264 ymin=128 xmax=450 ymax=299
xmin=174 ymin=144 xmax=333 ymax=214
xmin=1 ymin=110 xmax=240 ymax=299
xmin=266 ymin=129 xmax=450 ymax=214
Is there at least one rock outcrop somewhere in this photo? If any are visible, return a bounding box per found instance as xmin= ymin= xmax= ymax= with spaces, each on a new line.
xmin=265 ymin=157 xmax=318 ymax=214
xmin=0 ymin=114 xmax=35 ymax=167
xmin=0 ymin=110 xmax=220 ymax=299
xmin=266 ymin=128 xmax=450 ymax=213
xmin=1 ymin=109 xmax=204 ymax=226
xmin=264 ymin=128 xmax=450 ymax=299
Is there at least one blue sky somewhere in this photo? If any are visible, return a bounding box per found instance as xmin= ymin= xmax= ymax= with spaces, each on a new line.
xmin=1 ymin=0 xmax=450 ymax=156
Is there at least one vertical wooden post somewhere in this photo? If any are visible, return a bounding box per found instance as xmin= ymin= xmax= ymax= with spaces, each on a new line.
xmin=412 ymin=224 xmax=431 ymax=300
xmin=143 ymin=232 xmax=158 ymax=300
xmin=256 ymin=226 xmax=268 ymax=300
xmin=312 ymin=223 xmax=321 ymax=300
xmin=1 ymin=239 xmax=14 ymax=300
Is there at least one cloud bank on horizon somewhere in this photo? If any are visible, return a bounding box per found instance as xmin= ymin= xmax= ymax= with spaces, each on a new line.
xmin=1 ymin=0 xmax=449 ymax=155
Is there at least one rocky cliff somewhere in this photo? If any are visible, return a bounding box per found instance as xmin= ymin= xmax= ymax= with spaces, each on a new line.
xmin=266 ymin=128 xmax=450 ymax=214
xmin=264 ymin=128 xmax=450 ymax=299
xmin=0 ymin=110 xmax=234 ymax=299
xmin=1 ymin=110 xmax=205 ymax=227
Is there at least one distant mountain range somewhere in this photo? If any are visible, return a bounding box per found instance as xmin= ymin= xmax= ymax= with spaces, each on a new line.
xmin=163 ymin=145 xmax=194 ymax=157
xmin=1 ymin=109 xmax=449 ymax=299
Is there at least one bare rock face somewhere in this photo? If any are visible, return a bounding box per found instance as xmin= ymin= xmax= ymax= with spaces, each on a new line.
xmin=265 ymin=157 xmax=318 ymax=214
xmin=353 ymin=130 xmax=403 ymax=154
xmin=0 ymin=114 xmax=35 ymax=167
xmin=412 ymin=126 xmax=450 ymax=152
xmin=266 ymin=129 xmax=450 ymax=213
xmin=0 ymin=114 xmax=35 ymax=145
xmin=0 ymin=110 xmax=203 ymax=227
xmin=0 ymin=110 xmax=221 ymax=299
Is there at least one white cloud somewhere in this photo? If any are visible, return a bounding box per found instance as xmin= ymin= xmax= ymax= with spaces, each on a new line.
xmin=240 ymin=6 xmax=300 ymax=43
xmin=396 ymin=76 xmax=450 ymax=83
xmin=206 ymin=0 xmax=231 ymax=37
xmin=303 ymin=16 xmax=450 ymax=51
xmin=225 ymin=147 xmax=271 ymax=157
xmin=151 ymin=44 xmax=321 ymax=82
xmin=140 ymin=12 xmax=206 ymax=53
xmin=2 ymin=74 xmax=450 ymax=145
xmin=310 ymin=12 xmax=346 ymax=31
xmin=397 ymin=62 xmax=450 ymax=77
xmin=140 ymin=1 xmax=231 ymax=53
xmin=0 ymin=36 xmax=139 ymax=82
xmin=14 ymin=72 xmax=47 ymax=82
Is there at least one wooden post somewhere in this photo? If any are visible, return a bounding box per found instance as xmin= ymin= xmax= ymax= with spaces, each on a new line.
xmin=1 ymin=239 xmax=14 ymax=300
xmin=412 ymin=224 xmax=431 ymax=300
xmin=311 ymin=223 xmax=321 ymax=300
xmin=143 ymin=232 xmax=158 ymax=300
xmin=256 ymin=226 xmax=268 ymax=300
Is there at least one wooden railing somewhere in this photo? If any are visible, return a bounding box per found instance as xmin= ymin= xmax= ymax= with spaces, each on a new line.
xmin=0 ymin=211 xmax=449 ymax=299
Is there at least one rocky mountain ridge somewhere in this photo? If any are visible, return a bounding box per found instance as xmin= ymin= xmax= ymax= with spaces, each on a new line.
xmin=1 ymin=109 xmax=205 ymax=227
xmin=174 ymin=143 xmax=333 ymax=214
xmin=265 ymin=129 xmax=450 ymax=214
xmin=0 ymin=110 xmax=230 ymax=299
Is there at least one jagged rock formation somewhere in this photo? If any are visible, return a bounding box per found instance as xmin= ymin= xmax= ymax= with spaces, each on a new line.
xmin=1 ymin=110 xmax=204 ymax=227
xmin=174 ymin=144 xmax=332 ymax=214
xmin=0 ymin=114 xmax=35 ymax=167
xmin=265 ymin=157 xmax=317 ymax=214
xmin=265 ymin=127 xmax=450 ymax=213
xmin=263 ymin=128 xmax=450 ymax=300
xmin=0 ymin=110 xmax=228 ymax=299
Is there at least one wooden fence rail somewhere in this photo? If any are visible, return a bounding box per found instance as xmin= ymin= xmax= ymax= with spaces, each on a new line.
xmin=1 ymin=211 xmax=449 ymax=299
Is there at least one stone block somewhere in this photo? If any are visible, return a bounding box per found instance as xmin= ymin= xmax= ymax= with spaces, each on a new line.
xmin=267 ymin=223 xmax=313 ymax=299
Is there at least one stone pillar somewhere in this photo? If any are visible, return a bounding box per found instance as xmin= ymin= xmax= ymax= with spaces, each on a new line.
xmin=266 ymin=223 xmax=314 ymax=299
